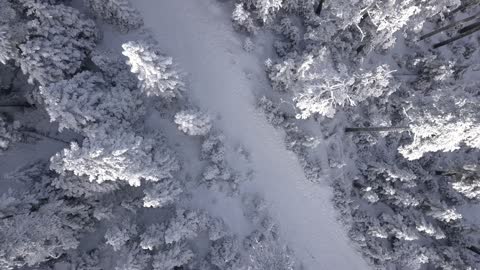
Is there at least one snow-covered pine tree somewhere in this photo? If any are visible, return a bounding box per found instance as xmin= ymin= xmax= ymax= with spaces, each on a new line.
xmin=0 ymin=210 xmax=81 ymax=268
xmin=237 ymin=0 xmax=283 ymax=24
xmin=242 ymin=230 xmax=295 ymax=270
xmin=0 ymin=114 xmax=21 ymax=154
xmin=206 ymin=217 xmax=229 ymax=241
xmin=105 ymin=220 xmax=138 ymax=251
xmin=152 ymin=242 xmax=194 ymax=270
xmin=201 ymin=134 xmax=227 ymax=164
xmin=50 ymin=129 xmax=179 ymax=187
xmin=344 ymin=129 xmax=480 ymax=269
xmin=84 ymin=0 xmax=144 ymax=32
xmin=268 ymin=49 xmax=396 ymax=119
xmin=399 ymin=91 xmax=480 ymax=160
xmin=114 ymin=244 xmax=151 ymax=270
xmin=232 ymin=3 xmax=257 ymax=33
xmin=0 ymin=27 xmax=15 ymax=65
xmin=0 ymin=162 xmax=95 ymax=269
xmin=18 ymin=0 xmax=97 ymax=85
xmin=445 ymin=165 xmax=480 ymax=200
xmin=122 ymin=40 xmax=183 ymax=100
xmin=208 ymin=236 xmax=243 ymax=269
xmin=303 ymin=0 xmax=460 ymax=54
xmin=40 ymin=71 xmax=144 ymax=132
xmin=164 ymin=209 xmax=208 ymax=244
xmin=139 ymin=223 xmax=166 ymax=251
xmin=143 ymin=180 xmax=183 ymax=208
xmin=174 ymin=110 xmax=212 ymax=136
xmin=0 ymin=0 xmax=20 ymax=65
xmin=51 ymin=172 xmax=121 ymax=198
xmin=90 ymin=49 xmax=139 ymax=90
xmin=0 ymin=0 xmax=16 ymax=25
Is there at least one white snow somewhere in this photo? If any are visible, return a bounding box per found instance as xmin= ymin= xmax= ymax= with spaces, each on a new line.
xmin=133 ymin=1 xmax=371 ymax=269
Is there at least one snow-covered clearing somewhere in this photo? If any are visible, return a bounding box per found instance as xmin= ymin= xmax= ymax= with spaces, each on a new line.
xmin=133 ymin=1 xmax=370 ymax=269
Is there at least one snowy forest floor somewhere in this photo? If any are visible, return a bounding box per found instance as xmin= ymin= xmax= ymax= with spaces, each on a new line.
xmin=128 ymin=0 xmax=370 ymax=269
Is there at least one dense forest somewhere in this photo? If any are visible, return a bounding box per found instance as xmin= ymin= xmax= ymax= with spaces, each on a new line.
xmin=235 ymin=0 xmax=480 ymax=269
xmin=1 ymin=0 xmax=480 ymax=269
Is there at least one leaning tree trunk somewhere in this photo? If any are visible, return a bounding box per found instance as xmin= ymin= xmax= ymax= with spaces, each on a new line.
xmin=20 ymin=128 xmax=72 ymax=145
xmin=458 ymin=20 xmax=480 ymax=34
xmin=420 ymin=11 xmax=480 ymax=41
xmin=315 ymin=0 xmax=325 ymax=15
xmin=467 ymin=246 xmax=480 ymax=256
xmin=433 ymin=22 xmax=480 ymax=48
xmin=345 ymin=126 xmax=410 ymax=133
xmin=448 ymin=0 xmax=480 ymax=17
xmin=0 ymin=103 xmax=35 ymax=108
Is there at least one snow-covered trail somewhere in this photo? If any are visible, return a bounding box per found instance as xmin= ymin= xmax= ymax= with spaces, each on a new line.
xmin=134 ymin=1 xmax=370 ymax=269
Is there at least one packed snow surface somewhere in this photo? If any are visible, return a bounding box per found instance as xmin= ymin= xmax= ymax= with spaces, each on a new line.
xmin=134 ymin=1 xmax=371 ymax=269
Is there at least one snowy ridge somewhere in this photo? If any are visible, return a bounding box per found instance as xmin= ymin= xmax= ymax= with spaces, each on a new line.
xmin=133 ymin=1 xmax=370 ymax=269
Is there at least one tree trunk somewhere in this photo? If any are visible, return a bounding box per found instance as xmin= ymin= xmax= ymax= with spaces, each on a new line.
xmin=345 ymin=126 xmax=410 ymax=133
xmin=458 ymin=20 xmax=480 ymax=34
xmin=419 ymin=11 xmax=480 ymax=41
xmin=467 ymin=246 xmax=480 ymax=256
xmin=433 ymin=23 xmax=480 ymax=48
xmin=21 ymin=129 xmax=71 ymax=145
xmin=0 ymin=103 xmax=35 ymax=108
xmin=315 ymin=0 xmax=325 ymax=15
xmin=448 ymin=0 xmax=480 ymax=17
